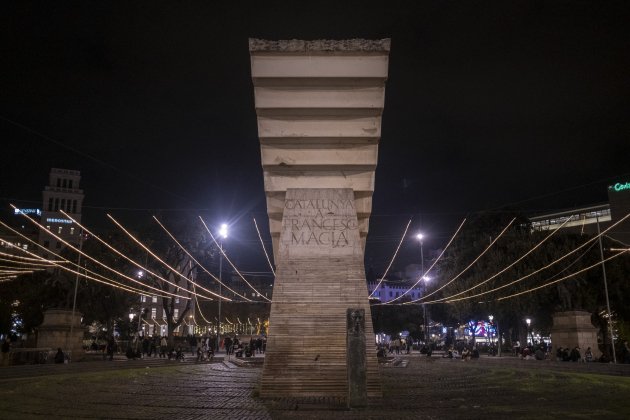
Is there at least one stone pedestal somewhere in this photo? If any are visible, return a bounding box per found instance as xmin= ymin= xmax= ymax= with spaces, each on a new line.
xmin=347 ymin=308 xmax=367 ymax=407
xmin=260 ymin=189 xmax=381 ymax=398
xmin=37 ymin=309 xmax=84 ymax=361
xmin=551 ymin=311 xmax=600 ymax=359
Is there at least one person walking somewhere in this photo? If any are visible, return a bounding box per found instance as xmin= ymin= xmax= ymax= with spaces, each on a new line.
xmin=1 ymin=337 xmax=11 ymax=366
xmin=106 ymin=336 xmax=116 ymax=361
xmin=160 ymin=336 xmax=168 ymax=358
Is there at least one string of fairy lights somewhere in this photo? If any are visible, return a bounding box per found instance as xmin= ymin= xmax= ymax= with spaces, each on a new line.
xmin=368 ymin=219 xmax=412 ymax=298
xmin=2 ymin=201 xmax=629 ymax=322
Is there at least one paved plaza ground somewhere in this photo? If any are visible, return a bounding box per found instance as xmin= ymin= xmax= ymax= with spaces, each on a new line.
xmin=1 ymin=353 xmax=629 ymax=419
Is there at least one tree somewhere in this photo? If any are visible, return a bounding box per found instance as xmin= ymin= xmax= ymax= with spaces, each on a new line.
xmin=129 ymin=215 xmax=218 ymax=346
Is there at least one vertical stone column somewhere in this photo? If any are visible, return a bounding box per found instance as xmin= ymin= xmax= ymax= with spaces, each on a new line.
xmin=260 ymin=189 xmax=381 ymax=398
xmin=250 ymin=39 xmax=389 ymax=399
xmin=347 ymin=308 xmax=367 ymax=407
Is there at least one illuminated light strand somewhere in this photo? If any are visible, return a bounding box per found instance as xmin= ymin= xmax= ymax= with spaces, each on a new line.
xmin=106 ymin=213 xmax=226 ymax=301
xmin=472 ymin=240 xmax=599 ymax=304
xmin=368 ymin=219 xmax=412 ymax=298
xmin=152 ymin=216 xmax=248 ymax=302
xmin=495 ymin=249 xmax=629 ymax=301
xmin=224 ymin=317 xmax=233 ymax=325
xmin=604 ymin=234 xmax=630 ymax=248
xmin=193 ymin=285 xmax=213 ymax=325
xmin=1 ymin=238 xmax=164 ymax=298
xmin=66 ymin=211 xmax=206 ymax=301
xmin=0 ymin=277 xmax=17 ymax=282
xmin=0 ymin=257 xmax=57 ymax=268
xmin=0 ymin=225 xmax=172 ymax=299
xmin=62 ymin=211 xmax=218 ymax=302
xmin=0 ymin=269 xmax=35 ymax=274
xmin=432 ymin=216 xmax=571 ymax=303
xmin=388 ymin=218 xmax=466 ymax=304
xmin=436 ymin=212 xmax=630 ymax=304
xmin=199 ymin=217 xmax=272 ymax=303
xmin=0 ymin=265 xmax=41 ymax=272
xmin=253 ymin=217 xmax=275 ymax=277
xmin=0 ymin=250 xmax=66 ymax=263
xmin=411 ymin=218 xmax=515 ymax=304
xmin=8 ymin=209 xmax=187 ymax=300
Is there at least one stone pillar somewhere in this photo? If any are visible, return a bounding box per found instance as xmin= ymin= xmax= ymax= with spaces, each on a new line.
xmin=259 ymin=188 xmax=381 ymax=398
xmin=550 ymin=311 xmax=600 ymax=359
xmin=347 ymin=308 xmax=367 ymax=408
xmin=37 ymin=309 xmax=84 ymax=361
xmin=250 ymin=39 xmax=389 ymax=399
xmin=249 ymin=38 xmax=390 ymax=261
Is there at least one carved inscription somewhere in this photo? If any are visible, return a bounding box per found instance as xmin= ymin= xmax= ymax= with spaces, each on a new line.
xmin=284 ymin=199 xmax=358 ymax=247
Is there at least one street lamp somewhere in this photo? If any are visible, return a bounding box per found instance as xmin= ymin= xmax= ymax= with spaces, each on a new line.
xmin=526 ymin=318 xmax=531 ymax=346
xmin=417 ymin=232 xmax=428 ymax=350
xmin=217 ymin=223 xmax=228 ymax=353
xmin=489 ymin=314 xmax=501 ymax=357
xmin=488 ymin=315 xmax=493 ymax=346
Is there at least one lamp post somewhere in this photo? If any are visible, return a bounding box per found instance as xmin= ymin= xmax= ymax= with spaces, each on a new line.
xmin=69 ymin=230 xmax=84 ymax=350
xmin=417 ymin=233 xmax=428 ymax=349
xmin=489 ymin=314 xmax=501 ymax=357
xmin=217 ymin=223 xmax=228 ymax=353
xmin=136 ymin=270 xmax=144 ymax=336
xmin=596 ymin=216 xmax=617 ymax=363
xmin=526 ymin=318 xmax=531 ymax=346
xmin=129 ymin=312 xmax=136 ymax=354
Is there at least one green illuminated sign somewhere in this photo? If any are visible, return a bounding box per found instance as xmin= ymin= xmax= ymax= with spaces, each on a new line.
xmin=612 ymin=182 xmax=630 ymax=192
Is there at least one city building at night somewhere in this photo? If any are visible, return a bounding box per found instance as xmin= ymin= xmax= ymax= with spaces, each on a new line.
xmin=529 ymin=179 xmax=630 ymax=245
xmin=38 ymin=168 xmax=84 ymax=257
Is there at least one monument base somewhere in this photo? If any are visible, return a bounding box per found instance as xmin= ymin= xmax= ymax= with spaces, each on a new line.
xmin=260 ymin=188 xmax=381 ymax=399
xmin=37 ymin=309 xmax=84 ymax=361
xmin=550 ymin=311 xmax=600 ymax=359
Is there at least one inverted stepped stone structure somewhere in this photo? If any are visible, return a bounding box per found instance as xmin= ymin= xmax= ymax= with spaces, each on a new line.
xmin=249 ymin=39 xmax=390 ymax=398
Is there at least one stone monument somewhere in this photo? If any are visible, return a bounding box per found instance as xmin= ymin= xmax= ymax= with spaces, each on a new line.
xmin=249 ymin=39 xmax=390 ymax=398
xmin=551 ymin=311 xmax=600 ymax=359
xmin=37 ymin=309 xmax=84 ymax=361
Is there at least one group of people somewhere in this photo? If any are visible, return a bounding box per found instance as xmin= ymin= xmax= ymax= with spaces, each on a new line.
xmin=99 ymin=333 xmax=267 ymax=361
xmin=380 ymin=338 xmax=413 ymax=355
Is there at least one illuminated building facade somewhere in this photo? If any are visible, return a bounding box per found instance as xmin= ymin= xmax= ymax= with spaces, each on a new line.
xmin=38 ymin=168 xmax=84 ymax=257
xmin=529 ymin=179 xmax=630 ymax=245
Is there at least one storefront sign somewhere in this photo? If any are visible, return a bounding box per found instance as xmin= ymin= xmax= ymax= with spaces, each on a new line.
xmin=612 ymin=182 xmax=630 ymax=192
xmin=14 ymin=208 xmax=41 ymax=216
xmin=46 ymin=217 xmax=73 ymax=224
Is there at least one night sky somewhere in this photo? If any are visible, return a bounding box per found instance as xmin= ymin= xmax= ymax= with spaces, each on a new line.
xmin=2 ymin=1 xmax=629 ymax=273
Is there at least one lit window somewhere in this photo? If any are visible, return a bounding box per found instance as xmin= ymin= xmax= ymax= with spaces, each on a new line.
xmin=174 ymin=309 xmax=179 ymax=320
xmin=175 ymin=297 xmax=179 ymax=304
xmin=162 ymin=309 xmax=166 ymax=318
xmin=57 ymin=227 xmax=62 ymax=234
xmin=152 ymin=296 xmax=157 ymax=303
xmin=141 ymin=295 xmax=146 ymax=303
xmin=46 ymin=226 xmax=51 ymax=230
xmin=151 ymin=308 xmax=156 ymax=319
xmin=70 ymin=227 xmax=75 ymax=235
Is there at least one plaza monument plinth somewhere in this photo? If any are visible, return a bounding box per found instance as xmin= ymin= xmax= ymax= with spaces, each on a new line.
xmin=249 ymin=38 xmax=390 ymax=398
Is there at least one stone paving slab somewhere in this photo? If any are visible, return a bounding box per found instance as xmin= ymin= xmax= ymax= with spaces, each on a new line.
xmin=1 ymin=355 xmax=630 ymax=419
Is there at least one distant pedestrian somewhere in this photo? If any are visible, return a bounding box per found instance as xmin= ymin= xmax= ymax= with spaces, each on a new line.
xmin=570 ymin=346 xmax=581 ymax=362
xmin=160 ymin=336 xmax=167 ymax=358
xmin=1 ymin=337 xmax=10 ymax=366
xmin=54 ymin=348 xmax=65 ymax=364
xmin=585 ymin=347 xmax=593 ymax=362
xmin=106 ymin=336 xmax=116 ymax=361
